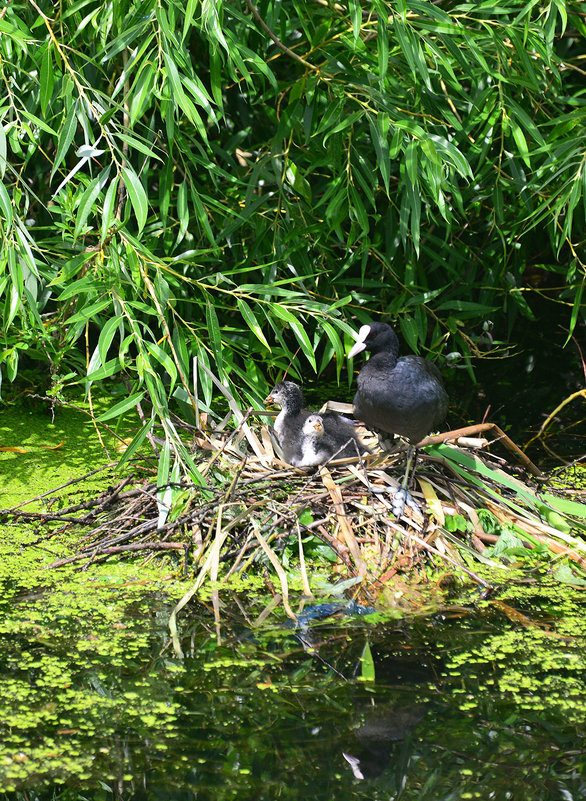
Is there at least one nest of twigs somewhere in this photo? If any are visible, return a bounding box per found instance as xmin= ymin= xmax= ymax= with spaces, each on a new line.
xmin=3 ymin=408 xmax=585 ymax=604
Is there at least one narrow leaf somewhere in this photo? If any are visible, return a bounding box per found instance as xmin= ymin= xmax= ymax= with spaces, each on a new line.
xmin=511 ymin=123 xmax=530 ymax=168
xmin=0 ymin=181 xmax=13 ymax=229
xmin=98 ymin=314 xmax=123 ymax=365
xmin=117 ymin=418 xmax=154 ymax=468
xmin=349 ymin=0 xmax=361 ymax=44
xmin=237 ymin=298 xmax=271 ymax=349
xmin=358 ymin=641 xmax=376 ymax=682
xmin=122 ymin=165 xmax=148 ymax=232
xmin=40 ymin=45 xmax=54 ymax=116
xmin=51 ymin=103 xmax=78 ymax=181
xmin=96 ymin=392 xmax=145 ymax=421
xmin=74 ymin=166 xmax=111 ymax=240
xmin=290 ymin=319 xmax=317 ymax=370
xmin=101 ymin=175 xmax=119 ymax=243
xmin=67 ymin=299 xmax=111 ymax=324
xmin=205 ymin=298 xmax=224 ymax=378
xmin=144 ymin=341 xmax=178 ymax=391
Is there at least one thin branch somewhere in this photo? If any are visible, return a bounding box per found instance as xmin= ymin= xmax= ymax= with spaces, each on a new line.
xmin=243 ymin=0 xmax=318 ymax=71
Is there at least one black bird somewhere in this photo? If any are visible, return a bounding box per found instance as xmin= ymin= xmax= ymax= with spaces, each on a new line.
xmin=348 ymin=322 xmax=448 ymax=514
xmin=264 ymin=381 xmax=365 ymax=467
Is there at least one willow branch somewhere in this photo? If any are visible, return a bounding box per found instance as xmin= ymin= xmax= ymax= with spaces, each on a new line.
xmin=244 ymin=0 xmax=318 ymax=71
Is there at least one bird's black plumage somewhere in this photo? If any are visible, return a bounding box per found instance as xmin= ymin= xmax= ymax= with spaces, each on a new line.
xmin=348 ymin=322 xmax=448 ymax=517
xmin=348 ymin=322 xmax=448 ymax=445
xmin=265 ymin=381 xmax=364 ymax=467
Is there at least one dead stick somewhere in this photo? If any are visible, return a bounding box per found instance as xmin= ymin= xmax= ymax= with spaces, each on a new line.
xmin=46 ymin=542 xmax=186 ymax=569
xmin=421 ymin=423 xmax=542 ymax=477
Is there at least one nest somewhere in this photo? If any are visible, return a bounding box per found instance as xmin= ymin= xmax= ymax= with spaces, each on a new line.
xmin=3 ymin=410 xmax=585 ymax=598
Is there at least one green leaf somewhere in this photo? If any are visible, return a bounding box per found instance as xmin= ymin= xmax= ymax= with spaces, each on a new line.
xmin=122 ymin=166 xmax=148 ymax=233
xmin=176 ymin=180 xmax=189 ymax=243
xmin=285 ymin=161 xmax=312 ymax=204
xmin=67 ymin=299 xmax=112 ymax=324
xmin=348 ymin=0 xmax=361 ymax=44
xmin=349 ymin=185 xmax=369 ymax=234
xmin=74 ymin=166 xmax=111 ymax=240
xmin=394 ymin=18 xmax=431 ymax=90
xmin=358 ymin=641 xmax=375 ymax=682
xmin=20 ymin=109 xmax=58 ymax=137
xmin=86 ymin=357 xmax=122 ymax=382
xmin=399 ymin=314 xmax=421 ymax=352
xmin=54 ymin=273 xmax=101 ymax=297
xmin=565 ymin=276 xmax=583 ymax=343
xmin=0 ymin=181 xmax=13 ymax=229
xmin=511 ymin=122 xmax=530 ymax=168
xmin=269 ymin=303 xmax=298 ymax=324
xmin=6 ymin=273 xmax=21 ymax=328
xmin=237 ymin=298 xmax=271 ymax=349
xmin=115 ymin=133 xmax=162 ymax=161
xmin=101 ymin=175 xmax=119 ymax=243
xmin=319 ymin=320 xmax=343 ymax=379
xmin=14 ymin=222 xmax=39 ymax=277
xmin=405 ymin=140 xmax=418 ymax=184
xmin=377 ymin=12 xmax=389 ymax=84
xmin=289 ymin=319 xmax=316 ymax=371
xmin=540 ymin=493 xmax=586 ymax=520
xmin=205 ymin=298 xmax=224 ymax=378
xmin=553 ymin=564 xmax=586 ymax=587
xmin=189 ymin=185 xmax=216 ymax=245
xmin=51 ymin=102 xmax=78 ymax=181
xmin=5 ymin=347 xmax=18 ymax=381
xmin=144 ymin=341 xmax=178 ymax=391
xmin=161 ymin=49 xmax=208 ymax=142
xmin=40 ymin=45 xmax=54 ymax=117
xmin=96 ymin=391 xmax=145 ymax=421
xmin=117 ymin=418 xmax=154 ymax=468
xmin=157 ymin=438 xmax=172 ymax=521
xmin=182 ymin=0 xmax=197 ymax=42
xmin=0 ymin=123 xmax=6 ymax=178
xmin=98 ymin=314 xmax=123 ymax=365
xmin=369 ymin=114 xmax=390 ymax=194
xmin=405 ymin=178 xmax=421 ymax=254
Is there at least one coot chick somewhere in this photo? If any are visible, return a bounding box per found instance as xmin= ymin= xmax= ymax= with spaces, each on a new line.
xmin=264 ymin=381 xmax=364 ymax=467
xmin=296 ymin=414 xmax=363 ymax=467
xmin=348 ymin=322 xmax=448 ymax=515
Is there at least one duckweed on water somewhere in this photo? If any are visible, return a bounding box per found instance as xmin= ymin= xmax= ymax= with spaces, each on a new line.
xmin=0 ymin=555 xmax=187 ymax=791
xmin=2 ymin=403 xmax=585 ymax=798
xmin=1 ymin=395 xmax=190 ymax=791
xmin=441 ymin=578 xmax=586 ymax=724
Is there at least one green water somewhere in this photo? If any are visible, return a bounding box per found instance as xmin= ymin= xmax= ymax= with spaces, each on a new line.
xmin=0 ymin=577 xmax=584 ymax=800
xmin=1 ymin=402 xmax=585 ymax=800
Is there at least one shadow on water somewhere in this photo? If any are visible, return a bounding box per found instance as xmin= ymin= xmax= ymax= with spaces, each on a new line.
xmin=0 ymin=575 xmax=584 ymax=801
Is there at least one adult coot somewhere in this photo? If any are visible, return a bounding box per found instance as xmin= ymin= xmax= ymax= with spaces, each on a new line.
xmin=265 ymin=381 xmax=365 ymax=467
xmin=348 ymin=322 xmax=448 ymax=514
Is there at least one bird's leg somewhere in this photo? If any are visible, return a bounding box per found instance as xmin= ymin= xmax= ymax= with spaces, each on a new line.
xmin=402 ymin=445 xmax=417 ymax=489
xmin=363 ymin=445 xmax=421 ymax=517
xmin=377 ymin=432 xmax=396 ymax=451
xmin=390 ymin=445 xmax=421 ymax=518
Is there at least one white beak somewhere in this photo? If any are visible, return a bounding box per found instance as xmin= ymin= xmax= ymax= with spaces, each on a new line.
xmin=347 ymin=325 xmax=371 ymax=359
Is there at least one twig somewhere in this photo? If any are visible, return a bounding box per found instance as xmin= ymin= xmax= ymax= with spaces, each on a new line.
xmin=46 ymin=541 xmax=187 ymax=569
xmin=243 ymin=0 xmax=318 ymax=71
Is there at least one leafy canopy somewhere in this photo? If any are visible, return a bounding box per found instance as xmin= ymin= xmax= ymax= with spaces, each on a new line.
xmin=0 ymin=0 xmax=584 ymax=474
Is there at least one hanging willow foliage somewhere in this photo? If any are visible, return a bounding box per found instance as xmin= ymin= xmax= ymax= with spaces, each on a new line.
xmin=0 ymin=0 xmax=584 ymax=480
